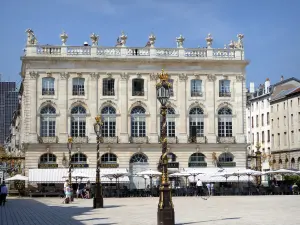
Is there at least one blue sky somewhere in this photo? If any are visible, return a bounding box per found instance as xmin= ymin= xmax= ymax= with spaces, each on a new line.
xmin=1 ymin=0 xmax=299 ymax=87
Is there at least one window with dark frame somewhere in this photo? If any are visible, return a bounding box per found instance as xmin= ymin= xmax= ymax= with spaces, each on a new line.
xmin=131 ymin=106 xmax=146 ymax=137
xmin=218 ymin=107 xmax=232 ymax=137
xmin=40 ymin=105 xmax=56 ymax=137
xmin=103 ymin=79 xmax=115 ymax=96
xmin=72 ymin=78 xmax=85 ymax=96
xmin=189 ymin=107 xmax=204 ymax=138
xmin=71 ymin=106 xmax=86 ymax=137
xmin=218 ymin=152 xmax=234 ymax=162
xmin=40 ymin=153 xmax=56 ymax=164
xmin=101 ymin=106 xmax=116 ymax=137
xmin=132 ymin=79 xmax=144 ymax=96
xmin=190 ymin=153 xmax=205 ymax=162
xmin=71 ymin=153 xmax=87 ymax=163
xmin=101 ymin=153 xmax=117 ymax=163
xmin=191 ymin=79 xmax=202 ymax=97
xmin=42 ymin=77 xmax=55 ymax=95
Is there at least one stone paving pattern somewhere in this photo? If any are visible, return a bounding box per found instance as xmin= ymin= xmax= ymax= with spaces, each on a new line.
xmin=0 ymin=196 xmax=299 ymax=225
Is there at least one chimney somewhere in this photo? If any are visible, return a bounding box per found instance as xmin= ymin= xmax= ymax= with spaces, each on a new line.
xmin=265 ymin=78 xmax=270 ymax=93
xmin=250 ymin=82 xmax=255 ymax=93
xmin=280 ymin=75 xmax=284 ymax=81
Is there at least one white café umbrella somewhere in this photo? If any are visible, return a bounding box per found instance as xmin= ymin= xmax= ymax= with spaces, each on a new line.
xmin=102 ymin=169 xmax=129 ymax=191
xmin=169 ymin=172 xmax=191 ymax=187
xmin=233 ymin=169 xmax=261 ymax=194
xmin=136 ymin=169 xmax=161 ymax=192
xmin=265 ymin=169 xmax=296 ymax=175
xmin=186 ymin=169 xmax=205 ymax=183
xmin=212 ymin=171 xmax=234 ymax=182
xmin=5 ymin=174 xmax=28 ymax=181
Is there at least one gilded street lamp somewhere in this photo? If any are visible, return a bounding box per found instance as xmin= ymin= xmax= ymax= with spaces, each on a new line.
xmin=156 ymin=69 xmax=175 ymax=225
xmin=93 ymin=115 xmax=104 ymax=208
xmin=67 ymin=136 xmax=73 ymax=202
xmin=255 ymin=142 xmax=262 ymax=185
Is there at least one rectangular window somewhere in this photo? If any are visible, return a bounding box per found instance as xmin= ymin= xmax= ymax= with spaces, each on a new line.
xmin=256 ymin=115 xmax=259 ymax=127
xmin=299 ymin=112 xmax=300 ymax=123
xmin=190 ymin=116 xmax=204 ymax=137
xmin=132 ymin=79 xmax=144 ymax=96
xmin=271 ymin=119 xmax=273 ymax=128
xmin=191 ymin=79 xmax=202 ymax=97
xmin=284 ymin=132 xmax=287 ymax=146
xmin=252 ymin=133 xmax=254 ymax=144
xmin=277 ymin=133 xmax=280 ymax=146
xmin=251 ymin=117 xmax=254 ymax=128
xmin=298 ymin=97 xmax=300 ymax=106
xmin=271 ymin=106 xmax=273 ymax=113
xmin=42 ymin=77 xmax=55 ymax=95
xmin=290 ymin=100 xmax=293 ymax=107
xmin=256 ymin=132 xmax=259 ymax=143
xmin=219 ymin=80 xmax=231 ymax=97
xmin=283 ymin=102 xmax=285 ymax=109
xmin=261 ymin=100 xmax=264 ymax=109
xmin=277 ymin=118 xmax=279 ymax=127
xmin=267 ymin=130 xmax=270 ymax=142
xmin=277 ymin=104 xmax=279 ymax=111
xmin=102 ymin=79 xmax=115 ymax=96
xmin=168 ymin=79 xmax=174 ymax=96
xmin=267 ymin=112 xmax=270 ymax=125
xmin=291 ymin=131 xmax=294 ymax=143
xmin=261 ymin=114 xmax=264 ymax=126
xmin=271 ymin=134 xmax=274 ymax=148
xmin=262 ymin=131 xmax=265 ymax=143
xmin=72 ymin=78 xmax=85 ymax=96
xmin=284 ymin=116 xmax=286 ymax=126
xmin=291 ymin=114 xmax=293 ymax=125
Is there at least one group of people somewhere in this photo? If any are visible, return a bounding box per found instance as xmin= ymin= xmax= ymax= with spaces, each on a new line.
xmin=63 ymin=180 xmax=91 ymax=203
xmin=196 ymin=179 xmax=214 ymax=196
xmin=0 ymin=181 xmax=8 ymax=206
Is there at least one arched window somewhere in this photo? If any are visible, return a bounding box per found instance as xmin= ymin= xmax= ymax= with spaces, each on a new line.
xmin=101 ymin=153 xmax=117 ymax=163
xmin=40 ymin=153 xmax=56 ymax=164
xmin=165 ymin=108 xmax=176 ymax=137
xmin=167 ymin=152 xmax=177 ymax=162
xmin=189 ymin=153 xmax=206 ymax=162
xmin=42 ymin=77 xmax=55 ymax=95
xmin=189 ymin=107 xmax=204 ymax=137
xmin=40 ymin=105 xmax=56 ymax=137
xmin=291 ymin=158 xmax=295 ymax=169
xmin=71 ymin=153 xmax=87 ymax=164
xmin=218 ymin=152 xmax=234 ymax=162
xmin=131 ymin=106 xmax=146 ymax=137
xmin=218 ymin=107 xmax=232 ymax=137
xmin=101 ymin=106 xmax=116 ymax=137
xmin=71 ymin=106 xmax=86 ymax=137
xmin=130 ymin=153 xmax=148 ymax=163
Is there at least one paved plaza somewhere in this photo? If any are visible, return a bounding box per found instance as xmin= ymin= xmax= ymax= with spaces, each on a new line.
xmin=0 ymin=196 xmax=299 ymax=225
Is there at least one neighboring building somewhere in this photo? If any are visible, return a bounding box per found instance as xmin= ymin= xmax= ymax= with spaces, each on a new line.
xmin=0 ymin=81 xmax=19 ymax=144
xmin=246 ymin=78 xmax=272 ymax=172
xmin=18 ymin=30 xmax=249 ymax=187
xmin=269 ymin=77 xmax=300 ymax=170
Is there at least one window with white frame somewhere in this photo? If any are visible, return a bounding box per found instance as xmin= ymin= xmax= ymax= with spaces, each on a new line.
xmin=40 ymin=105 xmax=56 ymax=137
xmin=101 ymin=106 xmax=116 ymax=137
xmin=219 ymin=80 xmax=231 ymax=97
xmin=42 ymin=77 xmax=55 ymax=95
xmin=72 ymin=78 xmax=85 ymax=95
xmin=103 ymin=78 xmax=115 ymax=96
xmin=190 ymin=79 xmax=202 ymax=97
xmin=130 ymin=153 xmax=148 ymax=163
xmin=164 ymin=108 xmax=176 ymax=137
xmin=40 ymin=153 xmax=56 ymax=164
xmin=189 ymin=107 xmax=204 ymax=137
xmin=101 ymin=153 xmax=117 ymax=163
xmin=190 ymin=153 xmax=205 ymax=162
xmin=218 ymin=107 xmax=232 ymax=137
xmin=218 ymin=152 xmax=234 ymax=162
xmin=71 ymin=106 xmax=86 ymax=137
xmin=71 ymin=153 xmax=87 ymax=164
xmin=131 ymin=106 xmax=146 ymax=137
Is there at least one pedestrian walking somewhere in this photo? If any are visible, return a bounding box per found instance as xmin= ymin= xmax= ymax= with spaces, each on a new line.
xmin=196 ymin=179 xmax=203 ymax=196
xmin=0 ymin=181 xmax=8 ymax=206
xmin=206 ymin=183 xmax=211 ymax=196
xmin=210 ymin=183 xmax=214 ymax=196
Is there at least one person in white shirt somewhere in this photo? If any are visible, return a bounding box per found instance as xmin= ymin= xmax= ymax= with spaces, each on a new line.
xmin=196 ymin=179 xmax=203 ymax=196
xmin=0 ymin=181 xmax=8 ymax=206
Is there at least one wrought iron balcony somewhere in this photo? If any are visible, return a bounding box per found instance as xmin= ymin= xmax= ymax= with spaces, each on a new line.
xmin=219 ymin=92 xmax=231 ymax=97
xmin=37 ymin=136 xmax=58 ymax=144
xmin=42 ymin=88 xmax=55 ymax=95
xmin=158 ymin=136 xmax=178 ymax=144
xmin=72 ymin=136 xmax=89 ymax=143
xmin=132 ymin=90 xmax=144 ymax=96
xmin=188 ymin=162 xmax=207 ymax=167
xmin=103 ymin=90 xmax=115 ymax=96
xmin=191 ymin=91 xmax=203 ymax=97
xmin=129 ymin=136 xmax=148 ymax=144
xmin=188 ymin=136 xmax=206 ymax=144
xmin=218 ymin=161 xmax=236 ymax=167
xmin=100 ymin=136 xmax=118 ymax=144
xmin=217 ymin=136 xmax=235 ymax=144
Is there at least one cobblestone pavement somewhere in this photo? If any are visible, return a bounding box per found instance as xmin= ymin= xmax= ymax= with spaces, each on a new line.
xmin=0 ymin=196 xmax=299 ymax=225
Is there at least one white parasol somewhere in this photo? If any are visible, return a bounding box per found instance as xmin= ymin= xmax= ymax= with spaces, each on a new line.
xmin=5 ymin=174 xmax=28 ymax=181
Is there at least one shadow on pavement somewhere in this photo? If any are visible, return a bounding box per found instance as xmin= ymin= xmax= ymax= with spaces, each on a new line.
xmin=104 ymin=205 xmax=125 ymax=208
xmin=4 ymin=198 xmax=118 ymax=225
xmin=176 ymin=217 xmax=241 ymax=224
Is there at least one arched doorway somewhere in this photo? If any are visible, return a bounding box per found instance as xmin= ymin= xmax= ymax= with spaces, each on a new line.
xmin=129 ymin=153 xmax=149 ymax=189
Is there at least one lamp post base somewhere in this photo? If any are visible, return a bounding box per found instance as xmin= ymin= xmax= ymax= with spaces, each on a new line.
xmin=93 ymin=196 xmax=104 ymax=209
xmin=157 ymin=208 xmax=175 ymax=225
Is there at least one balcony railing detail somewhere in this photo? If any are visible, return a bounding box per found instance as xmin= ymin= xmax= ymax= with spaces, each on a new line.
xmin=188 ymin=162 xmax=207 ymax=167
xmin=100 ymin=136 xmax=118 ymax=144
xmin=159 ymin=136 xmax=178 ymax=144
xmin=219 ymin=92 xmax=231 ymax=97
xmin=38 ymin=136 xmax=58 ymax=144
xmin=217 ymin=136 xmax=235 ymax=144
xmin=28 ymin=45 xmax=244 ymax=60
xmin=73 ymin=136 xmax=89 ymax=143
xmin=218 ymin=162 xmax=236 ymax=167
xmin=132 ymin=90 xmax=144 ymax=96
xmin=129 ymin=136 xmax=148 ymax=144
xmin=191 ymin=91 xmax=203 ymax=97
xmin=188 ymin=136 xmax=206 ymax=144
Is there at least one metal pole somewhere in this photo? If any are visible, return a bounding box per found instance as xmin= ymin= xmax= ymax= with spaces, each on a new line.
xmin=93 ymin=132 xmax=103 ymax=208
xmin=157 ymin=104 xmax=175 ymax=225
xmin=67 ymin=137 xmax=73 ymax=202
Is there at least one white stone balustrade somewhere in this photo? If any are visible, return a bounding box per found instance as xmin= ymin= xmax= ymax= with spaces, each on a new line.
xmin=26 ymin=45 xmax=244 ymax=60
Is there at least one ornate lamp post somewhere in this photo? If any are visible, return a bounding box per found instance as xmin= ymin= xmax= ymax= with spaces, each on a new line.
xmin=93 ymin=115 xmax=104 ymax=208
xmin=156 ymin=69 xmax=175 ymax=225
xmin=67 ymin=136 xmax=73 ymax=202
xmin=255 ymin=142 xmax=262 ymax=185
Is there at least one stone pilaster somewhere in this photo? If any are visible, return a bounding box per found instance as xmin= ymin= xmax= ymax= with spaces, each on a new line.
xmin=58 ymin=72 xmax=69 ymax=141
xmin=119 ymin=72 xmax=129 ymax=143
xmin=28 ymin=71 xmax=39 ymax=143
xmin=206 ymin=74 xmax=217 ymax=143
xmin=148 ymin=73 xmax=158 ymax=143
xmin=178 ymin=73 xmax=188 ymax=143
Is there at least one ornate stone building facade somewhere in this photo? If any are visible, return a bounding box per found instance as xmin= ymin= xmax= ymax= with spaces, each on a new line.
xmin=18 ymin=30 xmax=249 ymax=186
